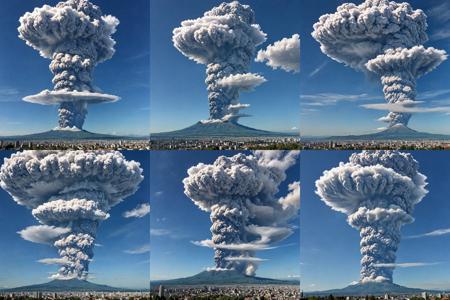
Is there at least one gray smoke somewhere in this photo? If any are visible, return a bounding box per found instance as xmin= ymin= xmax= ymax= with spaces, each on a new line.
xmin=173 ymin=1 xmax=267 ymax=123
xmin=183 ymin=151 xmax=299 ymax=276
xmin=366 ymin=46 xmax=447 ymax=125
xmin=312 ymin=0 xmax=447 ymax=127
xmin=315 ymin=151 xmax=427 ymax=283
xmin=18 ymin=0 xmax=120 ymax=130
xmin=0 ymin=151 xmax=143 ymax=280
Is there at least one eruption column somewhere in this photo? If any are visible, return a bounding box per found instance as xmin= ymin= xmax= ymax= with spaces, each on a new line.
xmin=312 ymin=0 xmax=446 ymax=127
xmin=315 ymin=151 xmax=427 ymax=283
xmin=18 ymin=0 xmax=120 ymax=130
xmin=173 ymin=1 xmax=267 ymax=122
xmin=366 ymin=46 xmax=447 ymax=126
xmin=0 ymin=151 xmax=143 ymax=280
xmin=183 ymin=151 xmax=299 ymax=276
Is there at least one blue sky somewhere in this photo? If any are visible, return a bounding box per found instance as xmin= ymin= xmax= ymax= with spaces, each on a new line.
xmin=0 ymin=151 xmax=150 ymax=290
xmin=150 ymin=151 xmax=300 ymax=280
xmin=150 ymin=0 xmax=300 ymax=133
xmin=0 ymin=0 xmax=149 ymax=136
xmin=300 ymin=0 xmax=450 ymax=136
xmin=301 ymin=151 xmax=450 ymax=291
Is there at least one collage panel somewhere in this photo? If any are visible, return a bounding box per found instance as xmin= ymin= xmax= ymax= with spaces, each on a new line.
xmin=150 ymin=0 xmax=301 ymax=150
xmin=150 ymin=150 xmax=300 ymax=298
xmin=0 ymin=0 xmax=150 ymax=150
xmin=0 ymin=151 xmax=150 ymax=296
xmin=300 ymin=0 xmax=450 ymax=150
xmin=301 ymin=150 xmax=450 ymax=296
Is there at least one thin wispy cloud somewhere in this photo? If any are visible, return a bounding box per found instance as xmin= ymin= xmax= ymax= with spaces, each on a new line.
xmin=373 ymin=262 xmax=441 ymax=268
xmin=124 ymin=244 xmax=150 ymax=254
xmin=123 ymin=203 xmax=150 ymax=218
xmin=428 ymin=2 xmax=450 ymax=24
xmin=0 ymin=88 xmax=20 ymax=102
xmin=301 ymin=93 xmax=381 ymax=107
xmin=361 ymin=101 xmax=450 ymax=114
xmin=308 ymin=61 xmax=329 ymax=78
xmin=150 ymin=228 xmax=187 ymax=239
xmin=125 ymin=51 xmax=150 ymax=61
xmin=406 ymin=228 xmax=450 ymax=239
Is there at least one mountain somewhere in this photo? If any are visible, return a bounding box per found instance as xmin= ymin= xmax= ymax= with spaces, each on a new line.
xmin=324 ymin=124 xmax=450 ymax=141
xmin=151 ymin=270 xmax=299 ymax=287
xmin=0 ymin=130 xmax=145 ymax=141
xmin=152 ymin=121 xmax=297 ymax=139
xmin=306 ymin=281 xmax=441 ymax=296
xmin=2 ymin=279 xmax=135 ymax=292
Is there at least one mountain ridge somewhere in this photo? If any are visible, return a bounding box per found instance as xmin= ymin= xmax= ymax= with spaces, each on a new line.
xmin=306 ymin=281 xmax=445 ymax=296
xmin=321 ymin=124 xmax=450 ymax=141
xmin=152 ymin=121 xmax=297 ymax=139
xmin=1 ymin=279 xmax=139 ymax=292
xmin=0 ymin=130 xmax=146 ymax=141
xmin=151 ymin=270 xmax=299 ymax=287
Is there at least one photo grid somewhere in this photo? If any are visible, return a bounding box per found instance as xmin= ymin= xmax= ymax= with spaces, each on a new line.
xmin=0 ymin=0 xmax=449 ymax=300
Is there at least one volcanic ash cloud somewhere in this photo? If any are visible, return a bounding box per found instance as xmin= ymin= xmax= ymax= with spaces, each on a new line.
xmin=172 ymin=1 xmax=267 ymax=123
xmin=0 ymin=151 xmax=143 ymax=280
xmin=315 ymin=151 xmax=427 ymax=283
xmin=18 ymin=0 xmax=120 ymax=130
xmin=183 ymin=151 xmax=299 ymax=276
xmin=312 ymin=0 xmax=447 ymax=127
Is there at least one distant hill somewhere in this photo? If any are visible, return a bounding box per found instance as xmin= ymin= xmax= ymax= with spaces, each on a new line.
xmin=151 ymin=270 xmax=299 ymax=287
xmin=2 ymin=279 xmax=136 ymax=292
xmin=306 ymin=281 xmax=443 ymax=296
xmin=152 ymin=121 xmax=297 ymax=139
xmin=0 ymin=130 xmax=146 ymax=141
xmin=322 ymin=124 xmax=450 ymax=141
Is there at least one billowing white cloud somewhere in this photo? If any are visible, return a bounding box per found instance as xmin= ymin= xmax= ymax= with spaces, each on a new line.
xmin=18 ymin=225 xmax=71 ymax=245
xmin=256 ymin=34 xmax=300 ymax=73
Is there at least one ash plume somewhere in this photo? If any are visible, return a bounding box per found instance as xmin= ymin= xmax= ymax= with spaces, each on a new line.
xmin=18 ymin=0 xmax=120 ymax=130
xmin=173 ymin=1 xmax=267 ymax=123
xmin=315 ymin=151 xmax=427 ymax=283
xmin=0 ymin=151 xmax=143 ymax=280
xmin=183 ymin=151 xmax=299 ymax=276
xmin=312 ymin=0 xmax=447 ymax=127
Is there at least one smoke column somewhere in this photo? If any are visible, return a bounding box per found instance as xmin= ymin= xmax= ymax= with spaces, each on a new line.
xmin=0 ymin=151 xmax=143 ymax=280
xmin=18 ymin=0 xmax=120 ymax=130
xmin=315 ymin=151 xmax=427 ymax=283
xmin=312 ymin=0 xmax=447 ymax=127
xmin=183 ymin=151 xmax=299 ymax=276
xmin=173 ymin=1 xmax=267 ymax=123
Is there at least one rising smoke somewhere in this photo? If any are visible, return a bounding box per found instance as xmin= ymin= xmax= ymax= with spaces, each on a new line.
xmin=312 ymin=0 xmax=447 ymax=127
xmin=173 ymin=1 xmax=267 ymax=123
xmin=183 ymin=151 xmax=299 ymax=276
xmin=315 ymin=151 xmax=427 ymax=283
xmin=18 ymin=0 xmax=120 ymax=130
xmin=0 ymin=151 xmax=143 ymax=280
